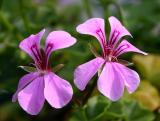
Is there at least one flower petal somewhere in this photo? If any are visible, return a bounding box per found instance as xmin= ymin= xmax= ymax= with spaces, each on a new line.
xmin=76 ymin=18 xmax=106 ymax=51
xmin=19 ymin=29 xmax=45 ymax=60
xmin=18 ymin=76 xmax=45 ymax=115
xmin=115 ymin=63 xmax=140 ymax=93
xmin=44 ymin=72 xmax=73 ymax=108
xmin=74 ymin=57 xmax=105 ymax=91
xmin=12 ymin=72 xmax=38 ymax=102
xmin=97 ymin=62 xmax=125 ymax=101
xmin=114 ymin=40 xmax=148 ymax=57
xmin=45 ymin=31 xmax=76 ymax=58
xmin=108 ymin=16 xmax=132 ymax=47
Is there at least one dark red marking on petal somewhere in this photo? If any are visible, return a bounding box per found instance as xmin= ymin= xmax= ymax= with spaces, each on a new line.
xmin=46 ymin=43 xmax=54 ymax=58
xmin=109 ymin=30 xmax=120 ymax=46
xmin=30 ymin=44 xmax=42 ymax=65
xmin=105 ymin=45 xmax=112 ymax=55
xmin=40 ymin=48 xmax=47 ymax=70
xmin=113 ymin=44 xmax=130 ymax=56
xmin=30 ymin=44 xmax=52 ymax=71
xmin=96 ymin=29 xmax=107 ymax=58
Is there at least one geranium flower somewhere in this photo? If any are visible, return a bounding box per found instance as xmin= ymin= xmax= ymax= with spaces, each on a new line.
xmin=74 ymin=16 xmax=147 ymax=101
xmin=12 ymin=29 xmax=76 ymax=115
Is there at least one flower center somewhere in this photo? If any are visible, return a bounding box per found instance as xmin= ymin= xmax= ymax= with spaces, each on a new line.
xmin=30 ymin=44 xmax=51 ymax=71
xmin=105 ymin=46 xmax=117 ymax=62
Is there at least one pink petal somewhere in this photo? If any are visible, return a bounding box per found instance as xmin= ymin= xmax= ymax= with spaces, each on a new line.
xmin=97 ymin=62 xmax=125 ymax=101
xmin=45 ymin=31 xmax=76 ymax=58
xmin=108 ymin=16 xmax=132 ymax=47
xmin=98 ymin=62 xmax=140 ymax=101
xmin=74 ymin=57 xmax=105 ymax=91
xmin=12 ymin=72 xmax=38 ymax=102
xmin=76 ymin=18 xmax=106 ymax=51
xmin=19 ymin=29 xmax=45 ymax=60
xmin=114 ymin=40 xmax=148 ymax=57
xmin=18 ymin=76 xmax=45 ymax=115
xmin=44 ymin=72 xmax=73 ymax=108
xmin=115 ymin=63 xmax=140 ymax=93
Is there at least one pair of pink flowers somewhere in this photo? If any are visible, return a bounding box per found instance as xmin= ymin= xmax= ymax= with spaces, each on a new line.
xmin=12 ymin=16 xmax=147 ymax=115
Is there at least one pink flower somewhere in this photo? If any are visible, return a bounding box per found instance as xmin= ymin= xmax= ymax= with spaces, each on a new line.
xmin=12 ymin=29 xmax=76 ymax=115
xmin=74 ymin=16 xmax=147 ymax=101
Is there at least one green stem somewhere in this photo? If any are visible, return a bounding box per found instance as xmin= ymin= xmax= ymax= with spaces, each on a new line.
xmin=80 ymin=107 xmax=88 ymax=121
xmin=82 ymin=0 xmax=92 ymax=18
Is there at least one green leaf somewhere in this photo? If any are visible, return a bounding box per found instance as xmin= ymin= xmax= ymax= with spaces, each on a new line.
xmin=88 ymin=43 xmax=100 ymax=57
xmin=123 ymin=100 xmax=155 ymax=121
xmin=18 ymin=66 xmax=36 ymax=72
xmin=68 ymin=107 xmax=88 ymax=121
xmin=53 ymin=64 xmax=64 ymax=72
xmin=68 ymin=96 xmax=109 ymax=121
xmin=102 ymin=101 xmax=124 ymax=121
xmin=118 ymin=59 xmax=134 ymax=66
xmin=85 ymin=96 xmax=110 ymax=121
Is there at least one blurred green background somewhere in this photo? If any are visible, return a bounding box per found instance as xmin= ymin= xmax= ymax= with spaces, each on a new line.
xmin=0 ymin=0 xmax=160 ymax=121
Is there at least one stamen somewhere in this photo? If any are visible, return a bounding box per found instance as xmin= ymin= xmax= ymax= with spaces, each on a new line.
xmin=106 ymin=45 xmax=113 ymax=56
xmin=104 ymin=44 xmax=117 ymax=62
xmin=105 ymin=55 xmax=117 ymax=62
xmin=111 ymin=56 xmax=118 ymax=62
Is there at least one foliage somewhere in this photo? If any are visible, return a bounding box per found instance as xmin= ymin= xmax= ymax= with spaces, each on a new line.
xmin=69 ymin=96 xmax=155 ymax=121
xmin=0 ymin=0 xmax=160 ymax=121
